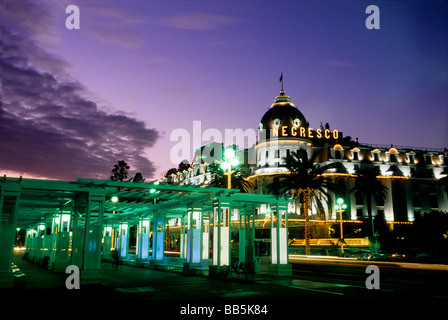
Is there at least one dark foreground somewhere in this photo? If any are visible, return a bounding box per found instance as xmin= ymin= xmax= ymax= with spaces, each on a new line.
xmin=3 ymin=251 xmax=447 ymax=318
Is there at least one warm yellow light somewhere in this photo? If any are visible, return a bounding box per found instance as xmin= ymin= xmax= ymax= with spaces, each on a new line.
xmin=334 ymin=144 xmax=344 ymax=151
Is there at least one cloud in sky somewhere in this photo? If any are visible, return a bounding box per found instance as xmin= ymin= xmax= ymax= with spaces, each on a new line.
xmin=0 ymin=0 xmax=145 ymax=49
xmin=0 ymin=24 xmax=159 ymax=180
xmin=0 ymin=0 xmax=63 ymax=46
xmin=150 ymin=12 xmax=242 ymax=31
xmin=83 ymin=3 xmax=146 ymax=48
xmin=325 ymin=60 xmax=354 ymax=68
xmin=87 ymin=25 xmax=143 ymax=48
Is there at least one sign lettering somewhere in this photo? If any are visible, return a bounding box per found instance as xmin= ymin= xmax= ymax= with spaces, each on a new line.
xmin=272 ymin=126 xmax=339 ymax=140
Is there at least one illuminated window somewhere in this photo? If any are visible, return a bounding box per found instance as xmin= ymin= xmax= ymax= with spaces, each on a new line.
xmin=388 ymin=147 xmax=399 ymax=163
xmin=425 ymin=153 xmax=433 ymax=165
xmin=334 ymin=144 xmax=344 ymax=160
xmin=351 ymin=147 xmax=360 ymax=161
xmin=293 ymin=119 xmax=301 ymax=127
xmin=356 ymin=208 xmax=363 ymax=217
xmin=372 ymin=149 xmax=381 ymax=162
xmin=407 ymin=152 xmax=416 ymax=164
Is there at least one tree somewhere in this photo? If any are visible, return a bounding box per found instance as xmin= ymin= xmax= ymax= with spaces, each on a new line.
xmin=165 ymin=168 xmax=178 ymax=177
xmin=164 ymin=161 xmax=191 ymax=183
xmin=132 ymin=172 xmax=145 ymax=182
xmin=409 ymin=211 xmax=448 ymax=261
xmin=268 ymin=149 xmax=341 ymax=255
xmin=178 ymin=160 xmax=190 ymax=172
xmin=208 ymin=163 xmax=252 ymax=192
xmin=110 ymin=160 xmax=130 ymax=181
xmin=350 ymin=166 xmax=388 ymax=245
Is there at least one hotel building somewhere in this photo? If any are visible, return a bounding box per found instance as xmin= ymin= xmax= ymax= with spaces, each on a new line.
xmin=1 ymin=89 xmax=447 ymax=288
xmin=165 ymin=89 xmax=448 ymax=224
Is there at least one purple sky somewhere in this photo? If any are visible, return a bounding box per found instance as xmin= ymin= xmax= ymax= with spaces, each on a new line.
xmin=1 ymin=0 xmax=447 ymax=181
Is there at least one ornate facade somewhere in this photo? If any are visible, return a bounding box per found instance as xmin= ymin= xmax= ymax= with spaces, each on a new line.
xmin=164 ymin=89 xmax=448 ymax=223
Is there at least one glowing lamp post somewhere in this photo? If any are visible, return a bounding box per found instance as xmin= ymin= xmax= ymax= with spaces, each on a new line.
xmin=111 ymin=196 xmax=119 ymax=214
xmin=335 ymin=198 xmax=347 ymax=255
xmin=220 ymin=148 xmax=239 ymax=189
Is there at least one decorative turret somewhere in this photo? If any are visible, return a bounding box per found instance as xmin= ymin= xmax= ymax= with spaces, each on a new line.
xmin=258 ymin=90 xmax=308 ymax=142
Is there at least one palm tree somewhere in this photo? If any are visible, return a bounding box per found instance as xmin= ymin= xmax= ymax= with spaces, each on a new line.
xmin=110 ymin=160 xmax=130 ymax=181
xmin=208 ymin=163 xmax=252 ymax=193
xmin=269 ymin=149 xmax=341 ymax=255
xmin=350 ymin=166 xmax=388 ymax=244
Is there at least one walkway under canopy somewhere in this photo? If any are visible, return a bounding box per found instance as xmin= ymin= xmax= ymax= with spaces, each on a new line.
xmin=0 ymin=176 xmax=293 ymax=287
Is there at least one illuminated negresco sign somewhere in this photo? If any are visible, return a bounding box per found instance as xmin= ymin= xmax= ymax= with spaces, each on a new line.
xmin=170 ymin=121 xmax=341 ymax=165
xmin=272 ymin=126 xmax=339 ymax=139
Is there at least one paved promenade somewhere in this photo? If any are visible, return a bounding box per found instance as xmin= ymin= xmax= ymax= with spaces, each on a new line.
xmin=3 ymin=251 xmax=445 ymax=318
xmin=7 ymin=251 xmax=331 ymax=300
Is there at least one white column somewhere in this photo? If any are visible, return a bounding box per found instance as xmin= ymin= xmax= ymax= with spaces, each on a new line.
xmin=238 ymin=207 xmax=246 ymax=263
xmin=270 ymin=202 xmax=288 ymax=265
xmin=0 ymin=186 xmax=20 ymax=288
xmin=137 ymin=217 xmax=150 ymax=260
xmin=152 ymin=212 xmax=166 ymax=261
xmin=383 ymin=179 xmax=394 ymax=221
xmin=51 ymin=210 xmax=71 ymax=272
xmin=83 ymin=192 xmax=105 ymax=270
xmin=212 ymin=206 xmax=219 ymax=265
xmin=212 ymin=198 xmax=231 ymax=266
xmin=202 ymin=213 xmax=210 ymax=260
xmin=180 ymin=216 xmax=187 ymax=259
xmin=71 ymin=205 xmax=84 ymax=268
xmin=268 ymin=199 xmax=292 ymax=276
xmin=118 ymin=221 xmax=129 ymax=259
xmin=103 ymin=224 xmax=113 ymax=260
xmin=40 ymin=218 xmax=51 ymax=266
xmin=25 ymin=228 xmax=36 ymax=259
xmin=74 ymin=190 xmax=105 ymax=285
xmin=48 ymin=211 xmax=60 ymax=270
xmin=405 ymin=181 xmax=415 ymax=222
xmin=186 ymin=207 xmax=202 ymax=264
xmin=348 ymin=179 xmax=358 ymax=220
xmin=437 ymin=184 xmax=448 ymax=212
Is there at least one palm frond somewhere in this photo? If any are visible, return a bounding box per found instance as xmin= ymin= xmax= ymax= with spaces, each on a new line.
xmin=208 ymin=164 xmax=252 ymax=193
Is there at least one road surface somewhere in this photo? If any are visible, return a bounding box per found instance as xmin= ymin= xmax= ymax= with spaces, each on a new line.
xmin=289 ymin=255 xmax=448 ymax=300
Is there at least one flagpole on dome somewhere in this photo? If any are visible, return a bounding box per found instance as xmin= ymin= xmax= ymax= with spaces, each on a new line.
xmin=279 ymin=72 xmax=284 ymax=93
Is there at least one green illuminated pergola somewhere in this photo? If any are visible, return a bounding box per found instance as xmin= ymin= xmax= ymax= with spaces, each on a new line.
xmin=0 ymin=176 xmax=293 ymax=288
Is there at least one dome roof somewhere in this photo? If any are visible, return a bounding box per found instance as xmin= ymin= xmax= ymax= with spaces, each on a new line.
xmin=258 ymin=90 xmax=308 ymax=141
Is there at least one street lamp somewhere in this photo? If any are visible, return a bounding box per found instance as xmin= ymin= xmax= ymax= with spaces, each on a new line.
xmin=15 ymin=228 xmax=20 ymax=247
xmin=335 ymin=198 xmax=347 ymax=255
xmin=111 ymin=196 xmax=119 ymax=214
xmin=220 ymin=148 xmax=239 ymax=189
